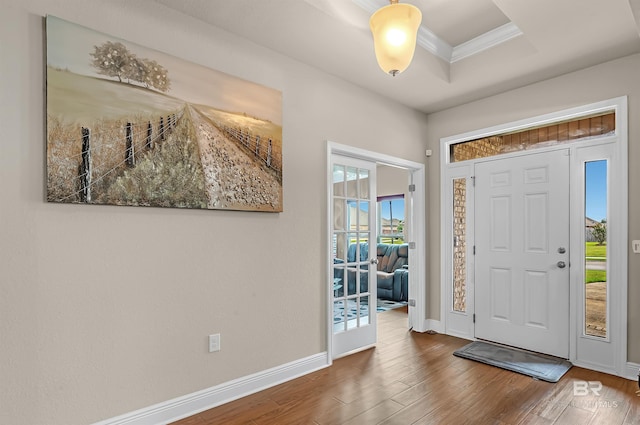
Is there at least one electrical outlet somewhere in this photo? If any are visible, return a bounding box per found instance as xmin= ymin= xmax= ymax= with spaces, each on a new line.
xmin=632 ymin=240 xmax=640 ymax=254
xmin=209 ymin=334 xmax=221 ymax=353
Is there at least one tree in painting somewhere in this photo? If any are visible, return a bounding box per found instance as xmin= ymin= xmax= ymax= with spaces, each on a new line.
xmin=90 ymin=41 xmax=171 ymax=92
xmin=142 ymin=58 xmax=170 ymax=92
xmin=90 ymin=41 xmax=131 ymax=82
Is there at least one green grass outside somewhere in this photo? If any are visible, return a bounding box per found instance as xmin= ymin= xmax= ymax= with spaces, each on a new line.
xmin=586 ymin=269 xmax=607 ymax=283
xmin=379 ymin=238 xmax=405 ymax=245
xmin=586 ymin=242 xmax=607 ymax=260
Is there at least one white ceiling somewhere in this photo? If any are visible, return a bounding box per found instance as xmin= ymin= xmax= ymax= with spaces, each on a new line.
xmin=154 ymin=0 xmax=640 ymax=114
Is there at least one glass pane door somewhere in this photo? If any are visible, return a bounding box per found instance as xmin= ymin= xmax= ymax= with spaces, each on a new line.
xmin=331 ymin=155 xmax=377 ymax=358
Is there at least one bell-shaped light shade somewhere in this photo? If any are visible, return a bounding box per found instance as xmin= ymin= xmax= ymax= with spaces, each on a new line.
xmin=370 ymin=2 xmax=422 ymax=76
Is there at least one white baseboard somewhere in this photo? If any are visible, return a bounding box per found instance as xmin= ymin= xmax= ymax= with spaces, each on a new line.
xmin=573 ymin=361 xmax=640 ymax=381
xmin=423 ymin=319 xmax=444 ymax=334
xmin=625 ymin=361 xmax=640 ymax=381
xmin=572 ymin=359 xmax=618 ymax=377
xmin=93 ymin=352 xmax=330 ymax=425
xmin=445 ymin=330 xmax=475 ymax=341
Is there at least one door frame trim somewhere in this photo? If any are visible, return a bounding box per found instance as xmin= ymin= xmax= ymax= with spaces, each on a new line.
xmin=439 ymin=96 xmax=628 ymax=377
xmin=327 ymin=141 xmax=427 ymax=361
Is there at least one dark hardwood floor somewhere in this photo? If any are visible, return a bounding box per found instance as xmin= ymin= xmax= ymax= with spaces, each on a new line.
xmin=172 ymin=307 xmax=639 ymax=424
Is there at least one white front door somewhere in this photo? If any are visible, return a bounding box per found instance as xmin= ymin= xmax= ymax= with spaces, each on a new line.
xmin=475 ymin=150 xmax=570 ymax=358
xmin=331 ymin=155 xmax=378 ymax=358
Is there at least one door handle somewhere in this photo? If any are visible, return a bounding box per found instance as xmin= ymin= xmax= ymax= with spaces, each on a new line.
xmin=557 ymin=261 xmax=566 ymax=269
xmin=370 ymin=258 xmax=379 ymax=265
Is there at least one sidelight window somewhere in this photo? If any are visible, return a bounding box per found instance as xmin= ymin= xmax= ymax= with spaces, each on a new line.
xmin=452 ymin=178 xmax=467 ymax=313
xmin=584 ymin=160 xmax=608 ymax=338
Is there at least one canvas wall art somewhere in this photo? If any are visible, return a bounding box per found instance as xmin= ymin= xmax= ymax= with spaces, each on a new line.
xmin=46 ymin=16 xmax=283 ymax=212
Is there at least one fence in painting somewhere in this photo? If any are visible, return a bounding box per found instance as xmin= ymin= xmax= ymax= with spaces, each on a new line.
xmin=50 ymin=108 xmax=184 ymax=203
xmin=221 ymin=126 xmax=282 ymax=182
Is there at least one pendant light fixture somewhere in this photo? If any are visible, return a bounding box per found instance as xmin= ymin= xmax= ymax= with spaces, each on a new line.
xmin=369 ymin=0 xmax=422 ymax=76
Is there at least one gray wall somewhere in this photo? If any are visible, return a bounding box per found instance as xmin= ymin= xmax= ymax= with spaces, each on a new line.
xmin=377 ymin=165 xmax=409 ymax=198
xmin=425 ymin=53 xmax=640 ymax=363
xmin=3 ymin=1 xmax=638 ymax=424
xmin=0 ymin=1 xmax=428 ymax=424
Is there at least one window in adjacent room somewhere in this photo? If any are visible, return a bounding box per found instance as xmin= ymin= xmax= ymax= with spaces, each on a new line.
xmin=377 ymin=195 xmax=404 ymax=244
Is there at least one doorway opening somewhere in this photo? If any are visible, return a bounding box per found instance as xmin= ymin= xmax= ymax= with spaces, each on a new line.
xmin=328 ymin=142 xmax=426 ymax=360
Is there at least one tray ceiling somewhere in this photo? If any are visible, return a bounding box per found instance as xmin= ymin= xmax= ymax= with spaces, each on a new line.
xmin=154 ymin=0 xmax=640 ymax=113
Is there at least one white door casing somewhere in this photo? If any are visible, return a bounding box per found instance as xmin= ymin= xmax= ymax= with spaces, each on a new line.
xmin=475 ymin=150 xmax=570 ymax=358
xmin=327 ymin=141 xmax=427 ymax=360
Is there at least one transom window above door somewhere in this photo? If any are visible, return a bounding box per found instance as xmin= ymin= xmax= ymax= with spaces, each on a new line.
xmin=449 ymin=112 xmax=616 ymax=163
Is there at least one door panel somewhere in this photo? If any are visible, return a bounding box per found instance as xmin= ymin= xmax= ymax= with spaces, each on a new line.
xmin=475 ymin=150 xmax=569 ymax=358
xmin=523 ymin=270 xmax=549 ymax=328
xmin=489 ymin=268 xmax=511 ymax=321
xmin=331 ymin=156 xmax=377 ymax=358
xmin=524 ymin=193 xmax=548 ymax=252
xmin=490 ymin=196 xmax=511 ymax=250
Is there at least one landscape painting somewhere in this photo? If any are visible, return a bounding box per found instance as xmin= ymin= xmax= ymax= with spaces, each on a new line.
xmin=46 ymin=15 xmax=283 ymax=212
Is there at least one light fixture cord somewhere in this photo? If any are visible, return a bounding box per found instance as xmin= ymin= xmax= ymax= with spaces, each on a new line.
xmin=389 ymin=0 xmax=399 ymax=4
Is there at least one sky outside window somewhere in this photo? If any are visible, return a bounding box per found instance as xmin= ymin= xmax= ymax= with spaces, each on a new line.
xmin=379 ymin=198 xmax=405 ymax=221
xmin=586 ymin=161 xmax=607 ymax=222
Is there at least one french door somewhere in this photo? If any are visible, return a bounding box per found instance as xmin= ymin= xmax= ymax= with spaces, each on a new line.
xmin=330 ymin=155 xmax=377 ymax=358
xmin=475 ymin=149 xmax=570 ymax=358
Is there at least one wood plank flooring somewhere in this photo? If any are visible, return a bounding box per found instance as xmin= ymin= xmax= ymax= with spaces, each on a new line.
xmin=172 ymin=307 xmax=639 ymax=424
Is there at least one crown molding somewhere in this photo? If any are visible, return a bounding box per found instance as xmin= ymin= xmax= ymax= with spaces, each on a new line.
xmin=417 ymin=26 xmax=453 ymax=62
xmin=451 ymin=22 xmax=523 ymax=63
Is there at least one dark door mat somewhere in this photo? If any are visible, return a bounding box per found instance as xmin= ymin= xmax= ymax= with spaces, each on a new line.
xmin=453 ymin=341 xmax=572 ymax=383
